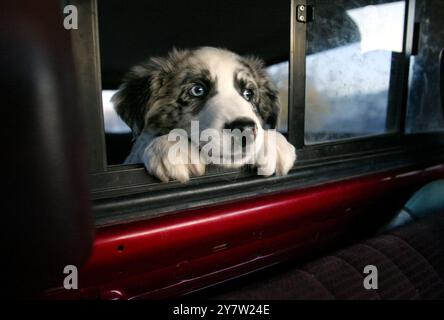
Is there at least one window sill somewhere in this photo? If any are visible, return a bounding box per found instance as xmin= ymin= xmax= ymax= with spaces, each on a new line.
xmin=92 ymin=140 xmax=444 ymax=227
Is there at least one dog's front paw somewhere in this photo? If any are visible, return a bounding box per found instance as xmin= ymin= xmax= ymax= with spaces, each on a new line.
xmin=275 ymin=132 xmax=297 ymax=175
xmin=142 ymin=135 xmax=205 ymax=183
xmin=257 ymin=131 xmax=296 ymax=177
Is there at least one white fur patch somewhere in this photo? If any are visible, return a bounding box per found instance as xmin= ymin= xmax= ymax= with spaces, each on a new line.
xmin=190 ymin=47 xmax=266 ymax=167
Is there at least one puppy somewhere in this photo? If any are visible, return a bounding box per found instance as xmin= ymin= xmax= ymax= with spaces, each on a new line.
xmin=113 ymin=47 xmax=296 ymax=182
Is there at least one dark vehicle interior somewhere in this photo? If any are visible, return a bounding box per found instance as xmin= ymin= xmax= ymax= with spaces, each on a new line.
xmin=2 ymin=0 xmax=444 ymax=301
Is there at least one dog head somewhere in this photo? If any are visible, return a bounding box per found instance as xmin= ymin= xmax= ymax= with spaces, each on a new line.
xmin=113 ymin=47 xmax=281 ymax=165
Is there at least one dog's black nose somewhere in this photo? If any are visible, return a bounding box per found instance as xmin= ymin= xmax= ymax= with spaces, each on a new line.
xmin=224 ymin=118 xmax=256 ymax=132
xmin=224 ymin=118 xmax=257 ymax=149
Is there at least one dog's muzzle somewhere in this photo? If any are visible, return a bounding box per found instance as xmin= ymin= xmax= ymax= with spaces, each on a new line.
xmin=224 ymin=117 xmax=257 ymax=149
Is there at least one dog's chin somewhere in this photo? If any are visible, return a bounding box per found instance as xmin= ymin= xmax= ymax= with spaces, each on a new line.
xmin=197 ymin=145 xmax=256 ymax=167
xmin=217 ymin=149 xmax=259 ymax=168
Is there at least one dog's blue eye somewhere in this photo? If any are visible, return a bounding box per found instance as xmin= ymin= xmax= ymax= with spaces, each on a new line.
xmin=242 ymin=89 xmax=254 ymax=101
xmin=189 ymin=84 xmax=206 ymax=97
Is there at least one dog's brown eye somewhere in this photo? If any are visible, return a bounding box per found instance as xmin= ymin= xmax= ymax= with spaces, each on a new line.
xmin=189 ymin=84 xmax=206 ymax=97
xmin=242 ymin=89 xmax=254 ymax=101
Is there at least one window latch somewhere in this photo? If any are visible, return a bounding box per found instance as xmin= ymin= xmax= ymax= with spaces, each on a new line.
xmin=297 ymin=4 xmax=314 ymax=23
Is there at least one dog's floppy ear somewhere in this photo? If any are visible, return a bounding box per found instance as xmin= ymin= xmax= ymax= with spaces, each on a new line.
xmin=112 ymin=48 xmax=191 ymax=137
xmin=242 ymin=56 xmax=281 ymax=129
xmin=112 ymin=64 xmax=154 ymax=137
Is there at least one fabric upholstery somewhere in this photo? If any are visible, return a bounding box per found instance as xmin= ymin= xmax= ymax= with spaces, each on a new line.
xmin=212 ymin=215 xmax=444 ymax=300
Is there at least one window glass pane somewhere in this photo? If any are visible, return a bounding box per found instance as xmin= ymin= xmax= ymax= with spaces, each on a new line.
xmin=305 ymin=0 xmax=406 ymax=144
xmin=102 ymin=90 xmax=130 ymax=134
xmin=406 ymin=0 xmax=444 ymax=133
xmin=98 ymin=0 xmax=290 ymax=165
xmin=266 ymin=61 xmax=289 ymax=132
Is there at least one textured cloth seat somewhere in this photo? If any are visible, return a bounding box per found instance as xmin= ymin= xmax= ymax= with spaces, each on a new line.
xmin=212 ymin=214 xmax=444 ymax=300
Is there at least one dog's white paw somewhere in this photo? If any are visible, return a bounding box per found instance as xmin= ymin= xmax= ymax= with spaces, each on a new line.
xmin=257 ymin=131 xmax=296 ymax=177
xmin=275 ymin=132 xmax=297 ymax=175
xmin=142 ymin=135 xmax=205 ymax=183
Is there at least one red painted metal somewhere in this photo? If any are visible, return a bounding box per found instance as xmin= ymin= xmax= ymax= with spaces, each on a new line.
xmin=45 ymin=164 xmax=444 ymax=299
